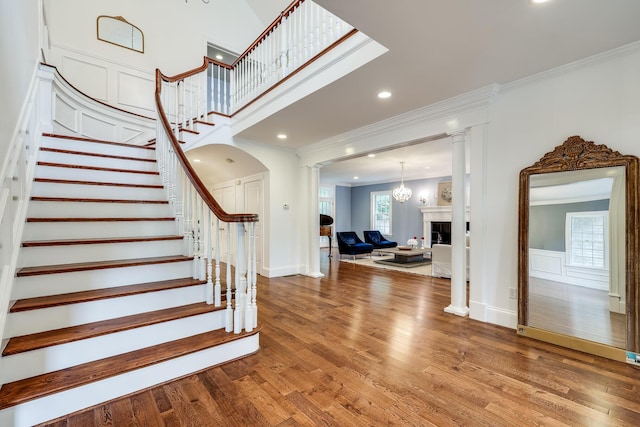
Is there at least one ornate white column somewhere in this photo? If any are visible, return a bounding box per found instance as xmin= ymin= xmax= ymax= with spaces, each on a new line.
xmin=306 ymin=164 xmax=324 ymax=278
xmin=445 ymin=129 xmax=469 ymax=317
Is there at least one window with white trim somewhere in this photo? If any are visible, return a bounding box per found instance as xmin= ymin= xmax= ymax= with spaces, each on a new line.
xmin=565 ymin=211 xmax=608 ymax=270
xmin=371 ymin=191 xmax=392 ymax=235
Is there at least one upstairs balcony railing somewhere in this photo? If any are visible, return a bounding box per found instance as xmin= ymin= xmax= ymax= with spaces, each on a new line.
xmin=155 ymin=0 xmax=355 ymax=333
xmin=167 ymin=0 xmax=356 ymax=134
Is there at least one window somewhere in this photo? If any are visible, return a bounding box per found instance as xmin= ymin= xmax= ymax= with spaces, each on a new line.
xmin=565 ymin=211 xmax=608 ymax=269
xmin=371 ymin=191 xmax=392 ymax=235
xmin=319 ymin=186 xmax=334 ymax=217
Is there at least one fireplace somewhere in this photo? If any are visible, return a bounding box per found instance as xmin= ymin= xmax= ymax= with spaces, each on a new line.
xmin=419 ymin=206 xmax=470 ymax=248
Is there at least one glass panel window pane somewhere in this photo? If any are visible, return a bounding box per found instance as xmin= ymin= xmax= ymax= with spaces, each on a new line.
xmin=371 ymin=192 xmax=392 ymax=235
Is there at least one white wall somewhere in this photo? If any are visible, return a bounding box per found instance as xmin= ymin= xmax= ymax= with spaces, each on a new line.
xmin=0 ymin=0 xmax=40 ymax=162
xmin=480 ymin=43 xmax=640 ymax=328
xmin=234 ymin=140 xmax=302 ymax=277
xmin=42 ymin=0 xmax=278 ymax=115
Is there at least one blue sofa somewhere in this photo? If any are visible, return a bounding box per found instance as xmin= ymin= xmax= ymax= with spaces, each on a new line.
xmin=336 ymin=232 xmax=373 ymax=259
xmin=363 ymin=230 xmax=397 ymax=252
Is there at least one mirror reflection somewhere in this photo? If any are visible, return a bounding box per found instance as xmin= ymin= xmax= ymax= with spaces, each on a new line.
xmin=97 ymin=16 xmax=144 ymax=53
xmin=527 ymin=167 xmax=625 ymax=348
xmin=518 ymin=135 xmax=640 ymax=362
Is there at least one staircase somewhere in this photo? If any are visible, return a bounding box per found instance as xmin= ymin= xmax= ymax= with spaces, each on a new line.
xmin=0 ymin=134 xmax=259 ymax=427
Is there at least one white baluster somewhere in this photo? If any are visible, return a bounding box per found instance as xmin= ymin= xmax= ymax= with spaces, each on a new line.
xmin=245 ymin=221 xmax=253 ymax=332
xmin=214 ymin=217 xmax=221 ymax=306
xmin=216 ymin=64 xmax=221 ymax=113
xmin=199 ymin=197 xmax=206 ymax=280
xmin=184 ymin=183 xmax=193 ymax=256
xmin=192 ymin=195 xmax=200 ymax=279
xmin=234 ymin=222 xmax=246 ymax=334
xmin=205 ymin=209 xmax=213 ymax=304
xmin=251 ymin=221 xmax=258 ymax=328
xmin=281 ymin=15 xmax=288 ymax=78
xmin=225 ymin=222 xmax=233 ymax=332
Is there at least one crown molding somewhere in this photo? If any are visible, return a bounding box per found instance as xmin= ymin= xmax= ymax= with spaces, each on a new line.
xmin=501 ymin=39 xmax=640 ymax=93
xmin=298 ymin=83 xmax=499 ymax=162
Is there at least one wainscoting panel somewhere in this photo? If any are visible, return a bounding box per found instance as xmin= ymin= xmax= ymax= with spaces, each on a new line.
xmin=117 ymin=71 xmax=156 ymax=113
xmin=61 ymin=56 xmax=109 ymax=102
xmin=81 ymin=112 xmax=117 ymax=141
xmin=529 ymin=248 xmax=608 ymax=290
xmin=53 ymin=93 xmax=78 ymax=133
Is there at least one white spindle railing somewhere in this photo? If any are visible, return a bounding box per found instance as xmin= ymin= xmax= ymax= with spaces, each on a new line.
xmin=164 ymin=0 xmax=356 ymax=125
xmin=155 ymin=70 xmax=259 ymax=334
xmin=152 ymin=0 xmax=357 ymax=334
xmin=230 ymin=0 xmax=354 ymax=113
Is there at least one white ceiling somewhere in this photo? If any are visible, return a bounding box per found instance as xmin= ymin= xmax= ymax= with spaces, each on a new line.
xmin=191 ymin=0 xmax=640 ymax=187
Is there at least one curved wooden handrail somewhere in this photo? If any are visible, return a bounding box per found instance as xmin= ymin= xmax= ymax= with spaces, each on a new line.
xmin=154 ymin=68 xmax=258 ymax=223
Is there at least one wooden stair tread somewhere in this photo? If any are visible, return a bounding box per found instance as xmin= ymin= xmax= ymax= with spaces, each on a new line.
xmin=26 ymin=217 xmax=174 ymax=223
xmin=22 ymin=235 xmax=182 ymax=247
xmin=3 ymin=302 xmax=221 ymax=356
xmin=30 ymin=196 xmax=168 ymax=204
xmin=40 ymin=147 xmax=156 ymax=163
xmin=34 ymin=178 xmax=163 ymax=189
xmin=0 ymin=327 xmax=259 ymax=410
xmin=16 ymin=255 xmax=193 ymax=277
xmin=42 ymin=133 xmax=156 ymax=151
xmin=37 ymin=162 xmax=159 ymax=175
xmin=10 ymin=277 xmax=207 ymax=313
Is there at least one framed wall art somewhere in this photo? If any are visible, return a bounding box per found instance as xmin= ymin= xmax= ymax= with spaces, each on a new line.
xmin=437 ymin=181 xmax=452 ymax=206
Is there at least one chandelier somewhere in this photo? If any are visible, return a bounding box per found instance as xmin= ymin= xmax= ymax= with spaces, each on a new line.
xmin=392 ymin=162 xmax=412 ymax=203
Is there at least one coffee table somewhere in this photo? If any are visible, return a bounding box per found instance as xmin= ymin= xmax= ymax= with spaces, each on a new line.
xmin=376 ymin=247 xmax=431 ymax=267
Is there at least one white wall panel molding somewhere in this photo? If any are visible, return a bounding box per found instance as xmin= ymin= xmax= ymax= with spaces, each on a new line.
xmin=48 ymin=43 xmax=155 ymax=117
xmin=42 ymin=64 xmax=155 ymax=145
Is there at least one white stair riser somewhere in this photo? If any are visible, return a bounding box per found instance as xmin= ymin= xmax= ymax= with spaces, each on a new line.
xmin=35 ymin=166 xmax=162 ymax=186
xmin=18 ymin=239 xmax=184 ymax=268
xmin=31 ymin=182 xmax=166 ymax=201
xmin=40 ymin=137 xmax=156 ymax=160
xmin=27 ymin=201 xmax=171 ymax=218
xmin=6 ymin=284 xmax=208 ymax=337
xmin=38 ymin=150 xmax=158 ymax=173
xmin=12 ymin=261 xmax=194 ymax=299
xmin=22 ymin=220 xmax=178 ymax=241
xmin=0 ymin=334 xmax=259 ymax=427
xmin=1 ymin=309 xmax=225 ymax=383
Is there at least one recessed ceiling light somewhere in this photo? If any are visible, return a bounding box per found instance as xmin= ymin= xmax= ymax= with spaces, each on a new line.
xmin=277 ymin=133 xmax=287 ymax=139
xmin=531 ymin=0 xmax=551 ymax=3
xmin=215 ymin=54 xmax=223 ymax=60
xmin=367 ymin=153 xmax=375 ymax=158
xmin=424 ymin=166 xmax=431 ymax=169
xmin=193 ymin=159 xmax=201 ymax=163
xmin=378 ymin=91 xmax=391 ymax=99
xmin=354 ymin=176 xmax=359 ymax=180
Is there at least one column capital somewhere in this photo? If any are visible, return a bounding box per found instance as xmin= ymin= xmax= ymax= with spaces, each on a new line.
xmin=446 ymin=128 xmax=470 ymax=140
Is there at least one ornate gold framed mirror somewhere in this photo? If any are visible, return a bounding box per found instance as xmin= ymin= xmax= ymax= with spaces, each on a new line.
xmin=518 ymin=136 xmax=640 ymax=363
xmin=97 ymin=16 xmax=144 ymax=53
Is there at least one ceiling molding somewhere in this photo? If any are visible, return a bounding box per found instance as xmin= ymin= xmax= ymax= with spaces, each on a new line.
xmin=298 ymin=83 xmax=498 ymax=165
xmin=501 ymin=39 xmax=640 ymax=94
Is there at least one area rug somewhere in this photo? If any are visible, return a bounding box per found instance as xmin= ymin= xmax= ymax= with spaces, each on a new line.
xmin=339 ymin=254 xmax=432 ymax=276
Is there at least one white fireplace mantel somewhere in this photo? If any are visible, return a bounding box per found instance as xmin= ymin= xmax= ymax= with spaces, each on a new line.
xmin=419 ymin=206 xmax=470 ymax=247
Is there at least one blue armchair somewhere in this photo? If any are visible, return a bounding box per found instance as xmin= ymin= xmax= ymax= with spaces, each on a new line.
xmin=363 ymin=230 xmax=397 ymax=252
xmin=336 ymin=232 xmax=373 ymax=259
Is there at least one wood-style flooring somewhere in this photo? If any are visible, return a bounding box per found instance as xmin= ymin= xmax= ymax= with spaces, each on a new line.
xmin=529 ymin=277 xmax=626 ymax=348
xmin=39 ymin=251 xmax=640 ymax=426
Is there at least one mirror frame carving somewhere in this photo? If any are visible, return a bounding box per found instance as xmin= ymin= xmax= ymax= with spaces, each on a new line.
xmin=518 ymin=135 xmax=640 ymax=361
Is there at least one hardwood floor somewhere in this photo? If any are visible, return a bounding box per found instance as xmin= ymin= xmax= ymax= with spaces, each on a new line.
xmin=529 ymin=277 xmax=626 ymax=348
xmin=39 ymin=251 xmax=640 ymax=426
